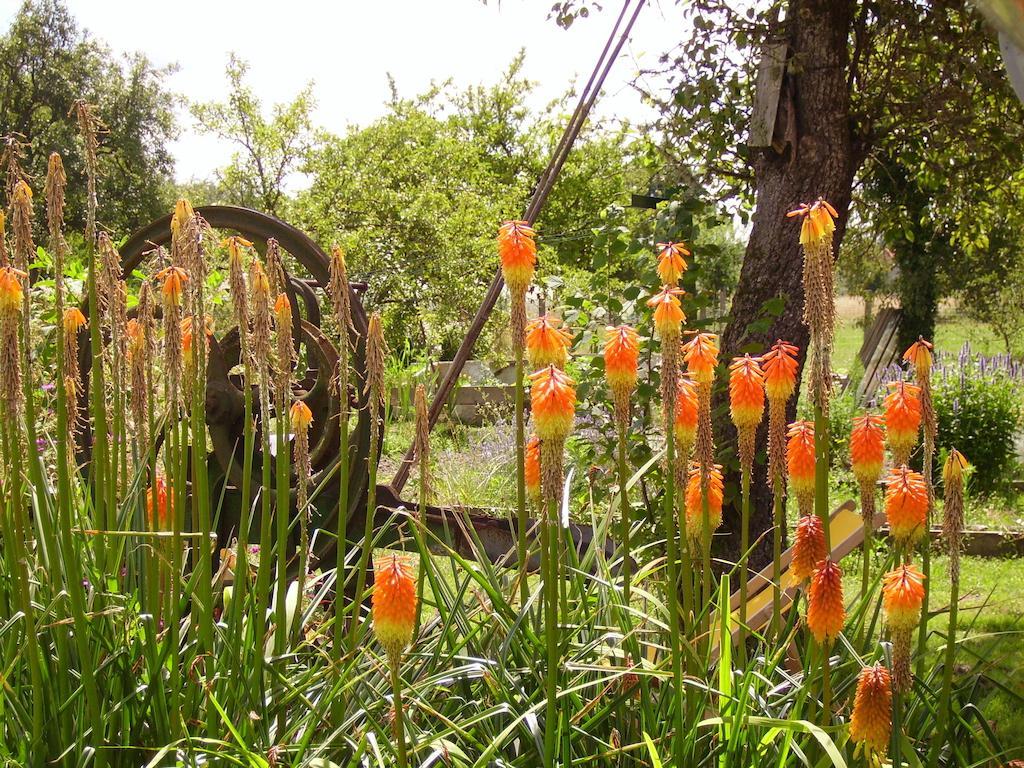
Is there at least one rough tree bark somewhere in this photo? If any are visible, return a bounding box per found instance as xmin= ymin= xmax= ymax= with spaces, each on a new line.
xmin=715 ymin=0 xmax=861 ymax=570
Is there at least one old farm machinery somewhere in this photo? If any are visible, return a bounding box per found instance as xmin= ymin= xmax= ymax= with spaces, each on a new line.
xmin=73 ymin=1 xmax=645 ymax=582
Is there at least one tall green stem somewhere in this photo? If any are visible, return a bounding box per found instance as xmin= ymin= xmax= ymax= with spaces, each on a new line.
xmin=618 ymin=422 xmax=632 ymax=604
xmin=738 ymin=462 xmax=751 ymax=663
xmin=389 ymin=661 xmax=409 ymax=768
xmin=542 ymin=494 xmax=560 ymax=768
xmin=663 ymin=425 xmax=685 ymax=768
xmin=931 ymin=571 xmax=960 ymax=767
xmin=515 ymin=347 xmax=529 ymax=608
xmin=771 ymin=476 xmax=784 ymax=640
xmin=352 ymin=409 xmax=380 ymax=647
xmin=813 ymin=405 xmax=831 ymax=551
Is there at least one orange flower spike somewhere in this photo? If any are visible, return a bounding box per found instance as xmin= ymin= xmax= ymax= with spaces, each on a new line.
xmin=250 ymin=260 xmax=270 ymax=297
xmin=882 ymin=563 xmax=926 ymax=631
xmin=656 ymin=241 xmax=690 ymax=285
xmin=786 ymin=420 xmax=817 ymax=499
xmin=497 ymin=220 xmax=537 ymax=293
xmin=850 ymin=414 xmax=886 ymax=485
xmin=126 ymin=319 xmax=143 ymax=356
xmin=903 ymin=337 xmax=934 ymax=380
xmin=850 ymin=664 xmax=893 ymax=762
xmin=884 ymin=466 xmax=929 ymax=544
xmin=603 ymin=324 xmax=640 ymax=394
xmin=943 ymin=448 xmax=970 ymax=485
xmin=372 ymin=555 xmax=418 ymax=660
xmin=290 ymin=400 xmax=314 ymax=431
xmin=682 ymin=332 xmax=720 ymax=385
xmin=684 ymin=463 xmax=724 ymax=540
xmin=0 ymin=266 xmax=27 ymax=313
xmin=63 ymin=307 xmax=87 ymax=335
xmin=674 ymin=377 xmax=698 ymax=447
xmin=790 ymin=513 xmax=826 ymax=584
xmin=646 ymin=286 xmax=686 ymax=341
xmin=728 ymin=355 xmax=765 ymax=430
xmin=524 ymin=434 xmax=542 ymax=502
xmin=525 ymin=315 xmax=572 ymax=370
xmin=155 ymin=266 xmax=188 ymax=307
xmin=807 ymin=558 xmax=845 ymax=645
xmin=221 ymin=235 xmax=253 ymax=264
xmin=146 ymin=476 xmax=172 ymax=530
xmin=529 ymin=365 xmax=576 ymax=442
xmin=762 ymin=339 xmax=799 ymax=403
xmin=883 ymin=381 xmax=922 ymax=459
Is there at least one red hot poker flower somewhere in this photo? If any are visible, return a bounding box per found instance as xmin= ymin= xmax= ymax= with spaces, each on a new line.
xmin=529 ymin=365 xmax=576 ymax=442
xmin=729 ymin=355 xmax=765 ymax=430
xmin=498 ymin=220 xmax=537 ymax=294
xmin=850 ymin=414 xmax=886 ymax=485
xmin=682 ymin=332 xmax=719 ymax=385
xmin=656 ymin=241 xmax=690 ymax=285
xmin=646 ymin=286 xmax=685 ymax=341
xmin=761 ymin=339 xmax=799 ymax=403
xmin=525 ymin=315 xmax=572 ymax=370
xmin=807 ymin=558 xmax=845 ymax=645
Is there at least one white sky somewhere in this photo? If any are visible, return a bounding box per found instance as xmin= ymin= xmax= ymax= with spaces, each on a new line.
xmin=0 ymin=0 xmax=686 ymax=183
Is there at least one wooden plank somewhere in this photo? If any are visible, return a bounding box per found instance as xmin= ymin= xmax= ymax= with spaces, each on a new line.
xmin=748 ymin=42 xmax=788 ymax=148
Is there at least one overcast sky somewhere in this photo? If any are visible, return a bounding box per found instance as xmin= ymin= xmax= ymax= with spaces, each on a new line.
xmin=0 ymin=0 xmax=686 ymax=182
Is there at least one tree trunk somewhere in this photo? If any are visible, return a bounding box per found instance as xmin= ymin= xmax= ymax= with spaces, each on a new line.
xmin=715 ymin=0 xmax=860 ymax=572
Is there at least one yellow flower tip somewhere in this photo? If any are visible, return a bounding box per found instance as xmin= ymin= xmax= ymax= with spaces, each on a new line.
xmin=903 ymin=337 xmax=934 ymax=378
xmin=807 ymin=558 xmax=845 ymax=645
xmin=0 ymin=266 xmax=27 ymax=313
xmin=786 ymin=420 xmax=816 ymax=497
xmin=790 ymin=513 xmax=825 ymax=584
xmin=12 ymin=179 xmax=33 ymax=203
xmin=656 ymin=241 xmax=690 ymax=285
xmin=603 ymin=324 xmax=640 ymax=393
xmin=524 ymin=434 xmax=541 ymax=501
xmin=498 ymin=219 xmax=537 ymax=293
xmin=850 ymin=413 xmax=886 ymax=483
xmin=290 ymin=400 xmax=314 ymax=431
xmin=372 ymin=555 xmax=418 ymax=660
xmin=884 ymin=466 xmax=929 ymax=544
xmin=221 ymin=235 xmax=253 ymax=262
xmin=728 ymin=354 xmax=765 ymax=429
xmin=762 ymin=339 xmax=800 ymax=403
xmin=249 ymin=260 xmax=270 ymax=296
xmin=684 ymin=463 xmax=725 ymax=540
xmin=525 ymin=315 xmax=572 ymax=370
xmin=674 ymin=377 xmax=698 ymax=446
xmin=943 ymin=449 xmax=970 ymax=486
xmin=646 ymin=286 xmax=686 ymax=340
xmin=850 ymin=664 xmax=892 ymax=761
xmin=171 ymin=198 xmax=195 ymax=237
xmin=682 ymin=331 xmax=719 ymax=384
xmin=882 ymin=562 xmax=926 ymax=631
xmin=63 ymin=307 xmax=88 ymax=334
xmin=529 ymin=365 xmax=576 ymax=442
xmin=331 ymin=244 xmax=347 ymax=269
xmin=155 ymin=266 xmax=188 ymax=307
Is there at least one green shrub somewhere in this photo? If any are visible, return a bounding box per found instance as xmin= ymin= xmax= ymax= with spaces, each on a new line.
xmin=931 ymin=350 xmax=1023 ymax=492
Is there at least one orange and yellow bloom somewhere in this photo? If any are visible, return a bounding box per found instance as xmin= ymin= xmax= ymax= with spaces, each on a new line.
xmin=498 ymin=220 xmax=537 ymax=293
xmin=674 ymin=377 xmax=698 ymax=449
xmin=903 ymin=337 xmax=934 ymax=380
xmin=603 ymin=325 xmax=639 ymax=396
xmin=762 ymin=340 xmax=799 ymax=403
xmin=525 ymin=315 xmax=572 ymax=370
xmin=290 ymin=400 xmax=313 ymax=431
xmin=883 ymin=381 xmax=922 ymax=462
xmin=882 ymin=563 xmax=926 ymax=631
xmin=729 ymin=355 xmax=765 ymax=430
xmin=524 ymin=434 xmax=541 ymax=502
xmin=0 ymin=266 xmax=26 ymax=313
xmin=807 ymin=558 xmax=845 ymax=645
xmin=682 ymin=332 xmax=720 ymax=385
xmin=156 ymin=266 xmax=188 ymax=307
xmin=790 ymin=513 xmax=826 ymax=584
xmin=786 ymin=420 xmax=816 ymax=506
xmin=372 ymin=555 xmax=418 ymax=660
xmin=850 ymin=414 xmax=886 ymax=485
xmin=529 ymin=365 xmax=576 ymax=442
xmin=884 ymin=466 xmax=929 ymax=545
xmin=786 ymin=199 xmax=838 ymax=247
xmin=684 ymin=463 xmax=724 ymax=542
xmin=646 ymin=286 xmax=686 ymax=341
xmin=146 ymin=476 xmax=172 ymax=530
xmin=850 ymin=664 xmax=892 ymax=761
xmin=656 ymin=241 xmax=690 ymax=286
xmin=63 ymin=307 xmax=87 ymax=335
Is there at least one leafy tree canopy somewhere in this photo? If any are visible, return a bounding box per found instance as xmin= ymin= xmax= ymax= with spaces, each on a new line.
xmin=0 ymin=0 xmax=177 ymax=236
